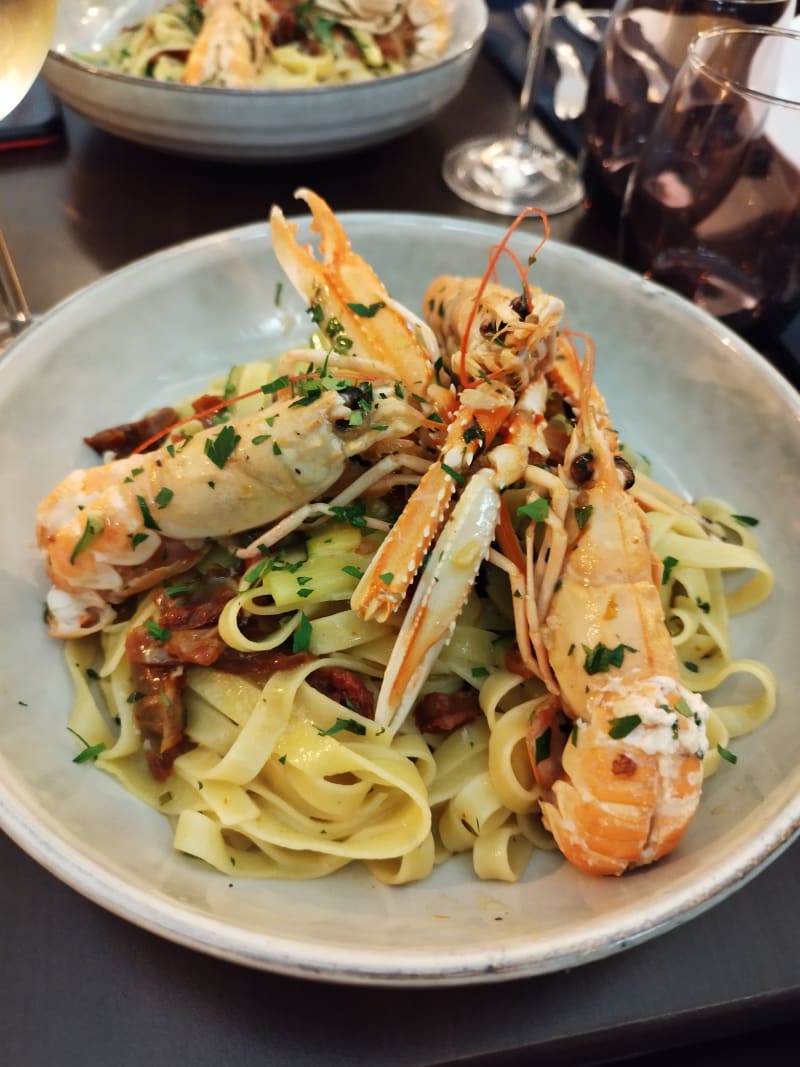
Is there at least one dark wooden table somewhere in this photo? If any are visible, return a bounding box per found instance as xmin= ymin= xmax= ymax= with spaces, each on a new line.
xmin=1 ymin=52 xmax=798 ymax=1066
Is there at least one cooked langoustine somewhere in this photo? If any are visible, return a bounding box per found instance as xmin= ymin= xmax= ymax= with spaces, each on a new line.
xmin=183 ymin=0 xmax=272 ymax=87
xmin=269 ymin=187 xmax=444 ymax=408
xmin=531 ymin=342 xmax=709 ymax=875
xmin=423 ymin=275 xmax=563 ymax=395
xmin=37 ymin=387 xmax=421 ymax=638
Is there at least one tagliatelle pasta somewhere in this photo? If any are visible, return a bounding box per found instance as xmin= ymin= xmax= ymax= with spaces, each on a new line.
xmin=57 ymin=349 xmax=775 ymax=884
xmin=89 ymin=1 xmax=455 ymax=89
xmin=39 ymin=191 xmax=777 ymax=883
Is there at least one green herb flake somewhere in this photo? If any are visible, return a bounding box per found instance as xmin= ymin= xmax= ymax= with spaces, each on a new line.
xmin=347 ymin=301 xmax=385 ymax=318
xmin=329 ymin=502 xmax=367 ymax=529
xmin=252 ymin=434 xmax=271 ymax=445
xmin=292 ymin=612 xmax=312 ymax=653
xmin=318 ymin=717 xmax=367 ymax=737
xmin=67 ymin=727 xmax=106 ymax=764
xmin=274 ymin=281 xmax=283 ymax=306
xmin=144 ymin=620 xmax=172 ymax=642
xmin=69 ymin=516 xmax=104 ymax=564
xmin=204 ymin=424 xmax=241 ymax=469
xmin=342 ymin=565 xmax=364 ymax=580
xmin=534 ymin=727 xmax=551 ymax=764
xmin=684 ymin=661 xmax=699 ymax=673
xmin=518 ymin=498 xmax=549 ymax=522
xmin=608 ymin=713 xmax=642 ymax=739
xmin=154 ymin=487 xmax=174 ymax=509
xmin=731 ymin=514 xmax=759 ymax=527
xmin=136 ymin=495 xmax=161 ymax=532
xmin=674 ymin=697 xmax=693 ymax=717
xmin=278 ymin=754 xmax=287 ymax=765
xmin=662 ymin=555 xmax=679 ymax=584
xmin=261 ymin=375 xmax=290 ymax=395
xmin=273 ymin=441 xmax=283 ymax=456
xmin=379 ymin=572 xmax=394 ymax=586
xmin=717 ymin=744 xmax=738 ymax=764
xmin=441 ymin=462 xmax=466 ymax=485
xmin=575 ymin=505 xmax=594 ymax=530
xmin=582 ymin=642 xmax=637 ymax=675
xmin=471 ymin=666 xmax=490 ymax=678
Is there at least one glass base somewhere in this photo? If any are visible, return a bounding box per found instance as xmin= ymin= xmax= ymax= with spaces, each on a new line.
xmin=443 ymin=133 xmax=584 ymax=217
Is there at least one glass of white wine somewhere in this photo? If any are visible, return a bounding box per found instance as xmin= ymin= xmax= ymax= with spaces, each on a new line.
xmin=0 ymin=0 xmax=59 ymax=119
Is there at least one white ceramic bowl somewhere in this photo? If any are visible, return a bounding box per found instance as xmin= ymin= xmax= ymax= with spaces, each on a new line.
xmin=43 ymin=0 xmax=487 ymax=161
xmin=1 ymin=212 xmax=798 ymax=985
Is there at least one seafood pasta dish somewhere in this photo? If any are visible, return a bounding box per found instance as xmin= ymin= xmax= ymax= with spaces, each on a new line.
xmin=90 ymin=1 xmax=454 ymax=88
xmin=35 ymin=190 xmax=775 ymax=884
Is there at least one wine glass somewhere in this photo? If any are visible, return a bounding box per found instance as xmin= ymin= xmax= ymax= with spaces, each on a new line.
xmin=442 ymin=0 xmax=584 ymax=216
xmin=582 ymin=0 xmax=795 ymax=216
xmin=0 ymin=0 xmax=59 ymax=119
xmin=619 ymin=25 xmax=800 ymax=341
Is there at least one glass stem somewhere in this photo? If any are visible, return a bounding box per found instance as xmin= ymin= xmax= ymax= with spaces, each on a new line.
xmin=513 ymin=0 xmax=558 ymax=143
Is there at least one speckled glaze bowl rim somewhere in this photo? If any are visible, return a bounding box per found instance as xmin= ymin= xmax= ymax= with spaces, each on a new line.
xmin=1 ymin=212 xmax=798 ymax=986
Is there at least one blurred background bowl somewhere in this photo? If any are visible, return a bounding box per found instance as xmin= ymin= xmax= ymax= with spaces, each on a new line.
xmin=44 ymin=0 xmax=488 ymax=161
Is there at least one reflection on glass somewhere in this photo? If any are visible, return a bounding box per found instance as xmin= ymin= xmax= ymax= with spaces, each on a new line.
xmin=443 ymin=0 xmax=584 ymax=216
xmin=582 ymin=0 xmax=793 ymax=215
xmin=620 ymin=26 xmax=800 ymax=340
xmin=0 ymin=0 xmax=59 ymax=119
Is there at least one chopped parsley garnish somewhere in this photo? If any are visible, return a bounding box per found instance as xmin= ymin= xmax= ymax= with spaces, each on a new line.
xmin=575 ymin=505 xmax=594 ymax=530
xmin=274 ymin=281 xmax=283 ymax=306
xmin=272 ymin=442 xmax=282 ymax=455
xmin=244 ymin=557 xmax=272 ymax=586
xmin=292 ymin=612 xmax=312 ymax=653
xmin=164 ymin=582 xmax=194 ymax=597
xmin=69 ymin=516 xmax=104 ymax=564
xmin=318 ymin=717 xmax=367 ymax=737
xmin=582 ymin=642 xmax=637 ymax=675
xmin=471 ymin=666 xmax=490 ymax=678
xmin=136 ymin=496 xmax=161 ymax=531
xmin=684 ymin=661 xmax=699 ymax=673
xmin=349 ymin=411 xmax=364 ymax=426
xmin=717 ymin=744 xmax=738 ymax=764
xmin=342 ymin=565 xmax=364 ymax=580
xmin=674 ymin=697 xmax=693 ymax=718
xmin=662 ymin=556 xmax=679 ymax=584
xmin=67 ymin=727 xmax=106 ymax=764
xmin=608 ymin=714 xmax=642 ymax=739
xmin=297 ymin=588 xmax=313 ymax=598
xmin=154 ymin=487 xmax=174 ymax=509
xmin=261 ymin=375 xmax=290 ymax=395
xmin=379 ymin=572 xmax=394 ymax=585
xmin=534 ymin=727 xmax=551 ymax=764
xmin=252 ymin=434 xmax=271 ymax=445
xmin=144 ymin=620 xmax=172 ymax=642
xmin=204 ymin=424 xmax=240 ymax=469
xmin=441 ymin=462 xmax=466 ymax=485
xmin=347 ymin=301 xmax=385 ymax=318
xmin=329 ymin=502 xmax=367 ymax=528
xmin=517 ymin=498 xmax=549 ymax=522
xmin=731 ymin=514 xmax=759 ymax=527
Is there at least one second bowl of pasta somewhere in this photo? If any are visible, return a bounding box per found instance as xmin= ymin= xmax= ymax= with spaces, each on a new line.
xmin=43 ymin=0 xmax=487 ymax=161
